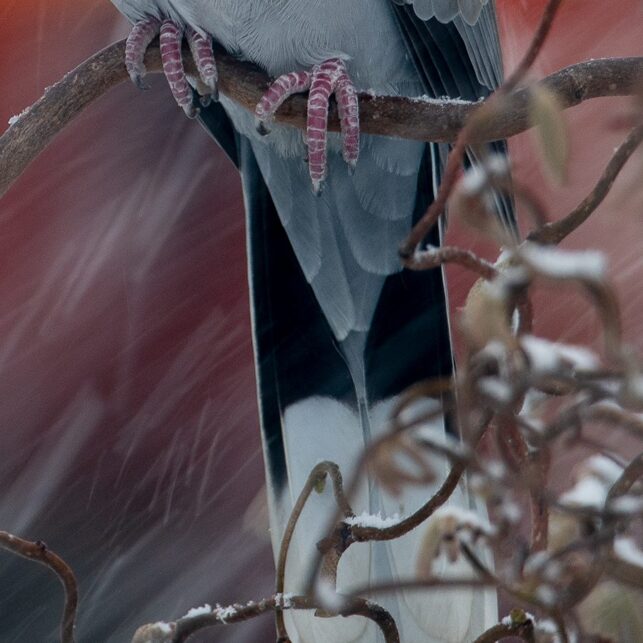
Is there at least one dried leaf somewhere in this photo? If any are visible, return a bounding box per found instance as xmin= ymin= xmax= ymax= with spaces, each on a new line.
xmin=529 ymin=86 xmax=569 ymax=184
xmin=461 ymin=276 xmax=514 ymax=351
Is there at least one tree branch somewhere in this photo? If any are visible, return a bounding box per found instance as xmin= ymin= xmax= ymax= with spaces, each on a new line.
xmin=0 ymin=37 xmax=641 ymax=201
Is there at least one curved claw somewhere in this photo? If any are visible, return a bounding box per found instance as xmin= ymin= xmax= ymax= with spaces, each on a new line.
xmin=130 ymin=73 xmax=150 ymax=91
xmin=182 ymin=103 xmax=199 ymax=119
xmin=254 ymin=71 xmax=313 ymax=138
xmin=255 ymin=117 xmax=271 ymax=136
xmin=186 ymin=27 xmax=219 ymax=105
xmin=255 ymin=59 xmax=359 ymax=190
xmin=125 ymin=17 xmax=161 ymax=91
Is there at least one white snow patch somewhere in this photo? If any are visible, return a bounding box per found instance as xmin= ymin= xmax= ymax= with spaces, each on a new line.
xmin=408 ymin=94 xmax=473 ymax=105
xmin=413 ymin=425 xmax=467 ymax=458
xmin=560 ymin=475 xmax=609 ymax=509
xmin=183 ymin=603 xmax=212 ymax=619
xmin=535 ymin=584 xmax=557 ymax=606
xmin=8 ymin=105 xmax=31 ymax=126
xmin=432 ymin=506 xmax=497 ymax=536
xmin=520 ymin=335 xmax=599 ymax=373
xmin=521 ymin=243 xmax=607 ymax=281
xmin=397 ymin=395 xmax=442 ymax=425
xmin=584 ymin=454 xmax=624 ymax=485
xmin=501 ymin=611 xmax=535 ymax=627
xmin=345 ymin=511 xmax=401 ymax=529
xmin=501 ymin=501 xmax=522 ymax=524
xmin=480 ymin=340 xmax=508 ymax=361
xmin=559 ymin=455 xmax=624 ymax=510
xmin=486 ymin=460 xmax=506 ymax=480
xmin=478 ymin=376 xmax=514 ymax=403
xmin=214 ymin=603 xmax=238 ymax=623
xmin=611 ymin=494 xmax=643 ymax=513
xmin=486 ymin=154 xmax=510 ymax=177
xmin=461 ymin=165 xmax=488 ymax=194
xmin=614 ymin=537 xmax=643 ymax=568
xmin=274 ymin=593 xmax=294 ymax=609
xmin=152 ymin=622 xmax=172 ymax=634
xmin=536 ymin=618 xmax=564 ymax=641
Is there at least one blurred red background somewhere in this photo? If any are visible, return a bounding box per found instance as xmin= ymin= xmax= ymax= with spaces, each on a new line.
xmin=0 ymin=1 xmax=640 ymax=640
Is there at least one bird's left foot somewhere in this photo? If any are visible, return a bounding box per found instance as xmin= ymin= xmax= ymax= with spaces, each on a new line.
xmin=124 ymin=18 xmax=218 ymax=117
xmin=254 ymin=58 xmax=359 ymax=193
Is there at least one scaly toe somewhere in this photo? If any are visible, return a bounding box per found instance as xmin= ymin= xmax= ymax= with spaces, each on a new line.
xmin=159 ymin=20 xmax=195 ymax=115
xmin=125 ymin=17 xmax=161 ymax=90
xmin=186 ymin=27 xmax=219 ymax=103
xmin=130 ymin=72 xmax=149 ymax=91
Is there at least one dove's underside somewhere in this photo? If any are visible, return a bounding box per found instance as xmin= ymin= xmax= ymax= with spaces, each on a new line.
xmin=112 ymin=1 xmax=513 ymax=641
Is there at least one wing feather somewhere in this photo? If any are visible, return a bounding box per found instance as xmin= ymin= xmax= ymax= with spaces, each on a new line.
xmin=393 ymin=0 xmax=502 ymax=93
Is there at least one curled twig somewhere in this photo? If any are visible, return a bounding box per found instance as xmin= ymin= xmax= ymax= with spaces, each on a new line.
xmin=0 ymin=531 xmax=77 ymax=643
xmin=406 ymin=245 xmax=498 ymax=280
xmin=528 ymin=124 xmax=643 ymax=245
xmin=274 ymin=461 xmax=353 ymax=641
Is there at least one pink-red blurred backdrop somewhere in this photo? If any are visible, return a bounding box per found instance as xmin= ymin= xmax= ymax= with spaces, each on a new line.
xmin=0 ymin=1 xmax=641 ymax=640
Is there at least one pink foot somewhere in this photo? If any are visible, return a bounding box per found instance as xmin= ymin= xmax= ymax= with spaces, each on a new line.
xmin=255 ymin=58 xmax=360 ymax=193
xmin=124 ymin=18 xmax=218 ymax=117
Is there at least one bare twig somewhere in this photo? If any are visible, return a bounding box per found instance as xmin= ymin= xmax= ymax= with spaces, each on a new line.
xmin=406 ymin=246 xmax=498 ymax=280
xmin=274 ymin=461 xmax=353 ymax=641
xmin=132 ymin=593 xmax=399 ymax=643
xmin=528 ymin=124 xmax=643 ymax=244
xmin=607 ymin=452 xmax=643 ymax=500
xmin=502 ymin=0 xmax=564 ymax=93
xmin=0 ymin=531 xmax=77 ymax=643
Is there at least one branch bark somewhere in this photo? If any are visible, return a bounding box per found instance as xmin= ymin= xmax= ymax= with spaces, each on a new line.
xmin=0 ymin=37 xmax=641 ymax=201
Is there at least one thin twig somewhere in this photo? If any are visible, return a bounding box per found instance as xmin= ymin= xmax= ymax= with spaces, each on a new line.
xmin=461 ymin=543 xmax=570 ymax=643
xmin=502 ymin=0 xmax=564 ymax=93
xmin=132 ymin=593 xmax=399 ymax=643
xmin=528 ymin=124 xmax=643 ymax=244
xmin=0 ymin=531 xmax=77 ymax=643
xmin=274 ymin=461 xmax=353 ymax=641
xmin=406 ymin=246 xmax=498 ymax=279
